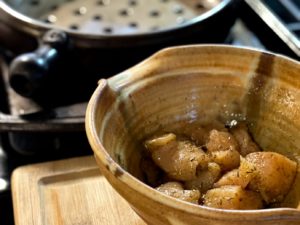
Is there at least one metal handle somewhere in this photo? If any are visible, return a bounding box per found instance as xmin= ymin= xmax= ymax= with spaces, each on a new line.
xmin=9 ymin=30 xmax=69 ymax=97
xmin=0 ymin=102 xmax=86 ymax=132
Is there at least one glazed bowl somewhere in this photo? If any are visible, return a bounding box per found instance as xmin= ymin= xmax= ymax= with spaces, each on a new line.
xmin=86 ymin=45 xmax=300 ymax=225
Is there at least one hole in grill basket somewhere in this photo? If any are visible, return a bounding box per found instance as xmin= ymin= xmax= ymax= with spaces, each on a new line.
xmin=97 ymin=0 xmax=110 ymax=6
xmin=93 ymin=15 xmax=102 ymax=20
xmin=50 ymin=5 xmax=59 ymax=11
xmin=69 ymin=24 xmax=79 ymax=30
xmin=74 ymin=9 xmax=81 ymax=16
xmin=150 ymin=10 xmax=160 ymax=17
xmin=120 ymin=9 xmax=129 ymax=16
xmin=103 ymin=27 xmax=113 ymax=33
xmin=74 ymin=7 xmax=87 ymax=16
xmin=129 ymin=22 xmax=138 ymax=27
xmin=30 ymin=0 xmax=39 ymax=6
xmin=195 ymin=2 xmax=205 ymax=9
xmin=129 ymin=0 xmax=137 ymax=6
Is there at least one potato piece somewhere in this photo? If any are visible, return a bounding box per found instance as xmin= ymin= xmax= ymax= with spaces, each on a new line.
xmin=206 ymin=130 xmax=240 ymax=171
xmin=185 ymin=162 xmax=221 ymax=193
xmin=145 ymin=133 xmax=176 ymax=150
xmin=180 ymin=124 xmax=208 ymax=146
xmin=214 ymin=169 xmax=243 ymax=188
xmin=145 ymin=133 xmax=209 ymax=181
xmin=214 ymin=157 xmax=257 ymax=188
xmin=156 ymin=182 xmax=200 ymax=204
xmin=210 ymin=149 xmax=240 ymax=171
xmin=180 ymin=121 xmax=227 ymax=145
xmin=203 ymin=185 xmax=263 ymax=210
xmin=238 ymin=156 xmax=258 ymax=187
xmin=230 ymin=123 xmax=260 ymax=156
xmin=246 ymin=152 xmax=297 ymax=204
xmin=206 ymin=130 xmax=239 ymax=152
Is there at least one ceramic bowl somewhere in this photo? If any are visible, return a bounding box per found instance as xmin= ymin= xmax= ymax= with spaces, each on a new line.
xmin=86 ymin=45 xmax=300 ymax=225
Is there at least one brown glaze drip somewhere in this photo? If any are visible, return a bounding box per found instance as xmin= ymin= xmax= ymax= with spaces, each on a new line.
xmin=116 ymin=92 xmax=144 ymax=178
xmin=246 ymin=52 xmax=275 ymax=123
xmin=253 ymin=52 xmax=275 ymax=94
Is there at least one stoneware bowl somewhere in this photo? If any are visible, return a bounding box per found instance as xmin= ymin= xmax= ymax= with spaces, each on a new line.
xmin=86 ymin=45 xmax=300 ymax=225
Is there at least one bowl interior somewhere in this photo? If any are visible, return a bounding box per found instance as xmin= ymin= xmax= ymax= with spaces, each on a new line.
xmin=89 ymin=45 xmax=300 ymax=208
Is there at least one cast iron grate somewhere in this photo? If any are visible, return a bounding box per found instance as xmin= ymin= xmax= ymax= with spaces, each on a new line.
xmin=240 ymin=0 xmax=300 ymax=60
xmin=264 ymin=0 xmax=300 ymax=38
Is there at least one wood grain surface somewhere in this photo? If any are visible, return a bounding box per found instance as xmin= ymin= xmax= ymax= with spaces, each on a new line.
xmin=12 ymin=156 xmax=146 ymax=225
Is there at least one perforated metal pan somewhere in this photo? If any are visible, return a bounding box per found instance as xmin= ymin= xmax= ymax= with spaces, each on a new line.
xmin=0 ymin=0 xmax=236 ymax=47
xmin=0 ymin=0 xmax=238 ymax=98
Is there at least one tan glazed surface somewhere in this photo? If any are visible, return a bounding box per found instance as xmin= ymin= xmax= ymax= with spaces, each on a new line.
xmin=86 ymin=45 xmax=300 ymax=225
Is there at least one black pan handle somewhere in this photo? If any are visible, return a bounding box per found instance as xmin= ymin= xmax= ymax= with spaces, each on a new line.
xmin=9 ymin=30 xmax=69 ymax=97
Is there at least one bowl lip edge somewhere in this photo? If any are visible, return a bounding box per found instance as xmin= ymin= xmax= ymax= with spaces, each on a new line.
xmin=107 ymin=44 xmax=300 ymax=93
xmin=151 ymin=44 xmax=300 ymax=66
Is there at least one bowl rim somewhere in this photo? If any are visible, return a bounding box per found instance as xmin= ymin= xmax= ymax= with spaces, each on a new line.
xmin=86 ymin=44 xmax=300 ymax=220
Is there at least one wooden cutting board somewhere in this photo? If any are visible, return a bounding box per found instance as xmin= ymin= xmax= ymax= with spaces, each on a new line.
xmin=12 ymin=156 xmax=146 ymax=225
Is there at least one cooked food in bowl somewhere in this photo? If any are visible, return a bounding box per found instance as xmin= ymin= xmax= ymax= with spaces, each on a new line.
xmin=142 ymin=122 xmax=297 ymax=210
xmin=86 ymin=45 xmax=300 ymax=225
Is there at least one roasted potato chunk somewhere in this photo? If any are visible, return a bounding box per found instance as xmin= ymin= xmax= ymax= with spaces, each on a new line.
xmin=145 ymin=133 xmax=176 ymax=149
xmin=143 ymin=126 xmax=299 ymax=210
xmin=238 ymin=156 xmax=258 ymax=187
xmin=156 ymin=182 xmax=200 ymax=204
xmin=206 ymin=130 xmax=239 ymax=152
xmin=145 ymin=133 xmax=209 ymax=181
xmin=180 ymin=124 xmax=208 ymax=146
xmin=230 ymin=123 xmax=260 ymax=156
xmin=203 ymin=185 xmax=263 ymax=210
xmin=206 ymin=130 xmax=240 ymax=171
xmin=214 ymin=157 xmax=257 ymax=188
xmin=185 ymin=162 xmax=221 ymax=193
xmin=209 ymin=149 xmax=240 ymax=171
xmin=180 ymin=121 xmax=227 ymax=145
xmin=214 ymin=169 xmax=244 ymax=188
xmin=246 ymin=152 xmax=297 ymax=204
